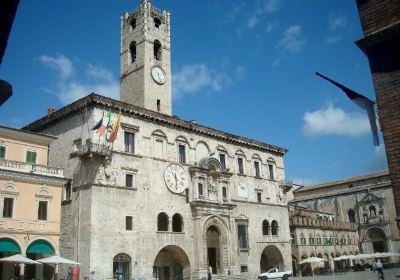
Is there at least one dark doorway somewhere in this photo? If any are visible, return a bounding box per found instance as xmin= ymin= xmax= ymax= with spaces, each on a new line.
xmin=208 ymin=248 xmax=217 ymax=274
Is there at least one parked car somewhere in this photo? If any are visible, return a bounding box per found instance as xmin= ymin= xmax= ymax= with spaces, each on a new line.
xmin=258 ymin=268 xmax=292 ymax=279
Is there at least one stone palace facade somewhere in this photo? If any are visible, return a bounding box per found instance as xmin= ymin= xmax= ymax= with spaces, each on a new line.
xmin=24 ymin=1 xmax=292 ymax=279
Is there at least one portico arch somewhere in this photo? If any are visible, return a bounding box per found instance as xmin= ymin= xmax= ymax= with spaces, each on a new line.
xmin=153 ymin=245 xmax=190 ymax=280
xmin=113 ymin=253 xmax=131 ymax=280
xmin=202 ymin=215 xmax=229 ymax=275
xmin=260 ymin=245 xmax=284 ymax=272
xmin=366 ymin=227 xmax=387 ymax=252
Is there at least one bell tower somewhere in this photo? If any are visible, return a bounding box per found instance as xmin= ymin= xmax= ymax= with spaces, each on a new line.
xmin=120 ymin=0 xmax=172 ymax=115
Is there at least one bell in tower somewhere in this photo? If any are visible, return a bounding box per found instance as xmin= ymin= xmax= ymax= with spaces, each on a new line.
xmin=120 ymin=0 xmax=172 ymax=115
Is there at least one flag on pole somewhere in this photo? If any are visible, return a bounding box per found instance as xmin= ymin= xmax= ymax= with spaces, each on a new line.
xmin=107 ymin=112 xmax=121 ymax=143
xmin=91 ymin=112 xmax=104 ymax=131
xmin=316 ymin=72 xmax=379 ymax=146
xmin=97 ymin=110 xmax=111 ymax=135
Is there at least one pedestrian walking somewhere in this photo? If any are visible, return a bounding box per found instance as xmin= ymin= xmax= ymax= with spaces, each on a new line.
xmin=375 ymin=259 xmax=384 ymax=279
xmin=208 ymin=266 xmax=212 ymax=280
xmin=89 ymin=270 xmax=96 ymax=280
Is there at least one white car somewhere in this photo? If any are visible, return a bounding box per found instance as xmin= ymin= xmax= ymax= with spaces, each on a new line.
xmin=258 ymin=268 xmax=292 ymax=280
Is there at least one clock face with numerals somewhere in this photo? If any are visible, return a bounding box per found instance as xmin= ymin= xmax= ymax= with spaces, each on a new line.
xmin=151 ymin=66 xmax=166 ymax=84
xmin=164 ymin=163 xmax=187 ymax=194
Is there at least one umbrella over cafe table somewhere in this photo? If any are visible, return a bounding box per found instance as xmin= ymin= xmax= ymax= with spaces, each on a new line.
xmin=300 ymin=257 xmax=326 ymax=264
xmin=36 ymin=255 xmax=80 ymax=280
xmin=36 ymin=255 xmax=80 ymax=265
xmin=0 ymin=254 xmax=40 ymax=264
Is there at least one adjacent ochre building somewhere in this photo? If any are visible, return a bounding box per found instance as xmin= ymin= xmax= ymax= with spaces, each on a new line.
xmin=0 ymin=126 xmax=66 ymax=280
xmin=24 ymin=1 xmax=292 ymax=279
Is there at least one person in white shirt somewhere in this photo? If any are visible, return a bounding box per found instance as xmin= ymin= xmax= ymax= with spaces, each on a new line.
xmin=375 ymin=259 xmax=384 ymax=279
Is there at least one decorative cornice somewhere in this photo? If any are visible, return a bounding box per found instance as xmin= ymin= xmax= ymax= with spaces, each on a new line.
xmin=23 ymin=93 xmax=287 ymax=156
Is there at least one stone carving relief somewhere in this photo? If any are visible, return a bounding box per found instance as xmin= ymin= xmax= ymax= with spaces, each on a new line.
xmin=97 ymin=163 xmax=118 ymax=185
xmin=207 ymin=178 xmax=218 ymax=201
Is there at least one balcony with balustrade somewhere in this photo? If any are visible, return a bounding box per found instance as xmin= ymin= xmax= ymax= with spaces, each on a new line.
xmin=0 ymin=159 xmax=63 ymax=178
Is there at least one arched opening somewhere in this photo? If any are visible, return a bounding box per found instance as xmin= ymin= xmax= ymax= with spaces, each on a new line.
xmin=130 ymin=18 xmax=136 ymax=29
xmin=271 ymin=220 xmax=278 ymax=235
xmin=154 ymin=40 xmax=162 ymax=61
xmin=367 ymin=227 xmax=387 ymax=252
xmin=113 ymin=253 xmax=131 ymax=280
xmin=0 ymin=238 xmax=21 ymax=279
xmin=130 ymin=41 xmax=136 ymax=63
xmin=206 ymin=226 xmax=220 ymax=274
xmin=348 ymin=209 xmax=356 ymax=223
xmin=369 ymin=205 xmax=377 ymax=216
xmin=154 ymin=17 xmax=162 ymax=28
xmin=260 ymin=245 xmax=284 ymax=273
xmin=172 ymin=213 xmax=183 ymax=232
xmin=26 ymin=240 xmax=55 ymax=280
xmin=157 ymin=212 xmax=169 ymax=231
xmin=153 ymin=245 xmax=190 ymax=280
xmin=262 ymin=220 xmax=269 ymax=235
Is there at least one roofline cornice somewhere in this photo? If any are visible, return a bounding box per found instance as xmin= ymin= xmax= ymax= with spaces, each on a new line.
xmin=23 ymin=93 xmax=288 ymax=156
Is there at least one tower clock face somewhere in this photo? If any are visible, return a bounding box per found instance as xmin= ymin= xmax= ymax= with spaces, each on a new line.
xmin=164 ymin=163 xmax=187 ymax=193
xmin=151 ymin=66 xmax=166 ymax=84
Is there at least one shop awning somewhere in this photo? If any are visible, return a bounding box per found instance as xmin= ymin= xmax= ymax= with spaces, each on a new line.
xmin=0 ymin=238 xmax=21 ymax=253
xmin=27 ymin=240 xmax=54 ymax=254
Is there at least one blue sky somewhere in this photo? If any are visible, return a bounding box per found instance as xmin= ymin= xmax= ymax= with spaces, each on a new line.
xmin=0 ymin=0 xmax=388 ymax=185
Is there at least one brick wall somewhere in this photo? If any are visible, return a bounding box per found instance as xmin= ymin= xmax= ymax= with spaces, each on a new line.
xmin=356 ymin=0 xmax=400 ymax=35
xmin=356 ymin=0 xmax=400 ymax=218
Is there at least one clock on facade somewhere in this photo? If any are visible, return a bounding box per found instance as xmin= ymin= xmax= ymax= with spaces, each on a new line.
xmin=151 ymin=66 xmax=166 ymax=84
xmin=164 ymin=163 xmax=187 ymax=193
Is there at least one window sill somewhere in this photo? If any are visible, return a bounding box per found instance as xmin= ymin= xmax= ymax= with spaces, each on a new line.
xmin=239 ymin=248 xmax=250 ymax=252
xmin=156 ymin=231 xmax=185 ymax=234
xmin=114 ymin=151 xmax=143 ymax=158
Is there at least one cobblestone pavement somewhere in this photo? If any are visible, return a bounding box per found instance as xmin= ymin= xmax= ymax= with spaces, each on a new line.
xmin=292 ymin=268 xmax=400 ymax=280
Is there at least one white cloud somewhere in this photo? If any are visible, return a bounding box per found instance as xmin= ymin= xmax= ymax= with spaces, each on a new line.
xmin=38 ymin=54 xmax=118 ymax=104
xmin=277 ymin=25 xmax=306 ymax=53
xmin=325 ymin=35 xmax=342 ymax=44
xmin=38 ymin=54 xmax=74 ymax=80
xmin=329 ymin=14 xmax=347 ymax=31
xmin=240 ymin=0 xmax=280 ymax=32
xmin=172 ymin=64 xmax=231 ymax=98
xmin=302 ymin=103 xmax=371 ymax=138
xmin=265 ymin=22 xmax=276 ymax=33
xmin=258 ymin=0 xmax=281 ymax=14
xmin=246 ymin=15 xmax=258 ymax=28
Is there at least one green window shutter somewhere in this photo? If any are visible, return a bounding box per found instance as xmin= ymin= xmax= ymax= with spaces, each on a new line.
xmin=26 ymin=151 xmax=37 ymax=164
xmin=0 ymin=146 xmax=5 ymax=159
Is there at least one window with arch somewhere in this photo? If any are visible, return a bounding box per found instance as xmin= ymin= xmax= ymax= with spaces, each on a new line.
xmin=267 ymin=159 xmax=275 ymax=180
xmin=130 ymin=18 xmax=136 ymax=30
xmin=217 ymin=146 xmax=228 ymax=171
xmin=157 ymin=212 xmax=169 ymax=231
xmin=1 ymin=184 xmax=19 ymax=218
xmin=154 ymin=17 xmax=161 ymax=28
xmin=271 ymin=220 xmax=278 ymax=235
xmin=154 ymin=40 xmax=162 ymax=61
xmin=172 ymin=213 xmax=183 ymax=232
xmin=176 ymin=137 xmax=189 ymax=164
xmin=130 ymin=41 xmax=137 ymax=63
xmin=369 ymin=205 xmax=377 ymax=216
xmin=262 ymin=220 xmax=270 ymax=235
xmin=236 ymin=152 xmax=245 ymax=175
xmin=348 ymin=209 xmax=356 ymax=223
xmin=300 ymin=234 xmax=306 ymax=245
